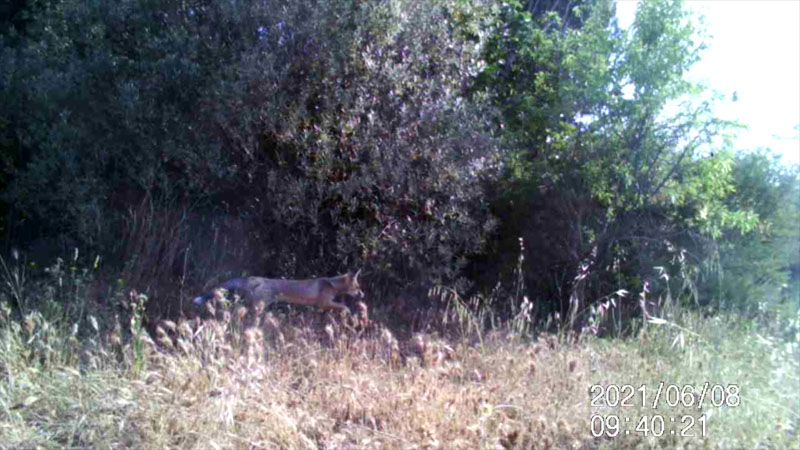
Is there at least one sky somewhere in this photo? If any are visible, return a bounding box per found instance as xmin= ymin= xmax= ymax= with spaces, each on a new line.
xmin=615 ymin=0 xmax=800 ymax=166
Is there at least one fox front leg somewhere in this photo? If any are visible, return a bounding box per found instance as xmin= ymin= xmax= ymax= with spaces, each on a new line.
xmin=319 ymin=290 xmax=350 ymax=312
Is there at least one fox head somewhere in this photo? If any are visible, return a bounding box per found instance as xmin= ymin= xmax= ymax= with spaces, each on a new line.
xmin=345 ymin=269 xmax=364 ymax=300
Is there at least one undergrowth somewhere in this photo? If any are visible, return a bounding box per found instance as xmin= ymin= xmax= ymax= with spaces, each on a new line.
xmin=0 ymin=258 xmax=798 ymax=449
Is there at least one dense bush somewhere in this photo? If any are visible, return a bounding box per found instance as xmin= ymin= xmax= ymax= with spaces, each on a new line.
xmin=1 ymin=0 xmax=796 ymax=327
xmin=466 ymin=0 xmax=794 ymax=330
xmin=704 ymin=151 xmax=800 ymax=313
xmin=196 ymin=0 xmax=499 ymax=292
xmin=1 ymin=0 xmax=497 ymax=305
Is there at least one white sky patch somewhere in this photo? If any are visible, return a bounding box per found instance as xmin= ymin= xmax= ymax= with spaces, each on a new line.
xmin=615 ymin=0 xmax=800 ymax=165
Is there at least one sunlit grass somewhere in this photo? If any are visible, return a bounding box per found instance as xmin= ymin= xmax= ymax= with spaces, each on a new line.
xmin=1 ymin=288 xmax=797 ymax=450
xmin=589 ymin=311 xmax=800 ymax=449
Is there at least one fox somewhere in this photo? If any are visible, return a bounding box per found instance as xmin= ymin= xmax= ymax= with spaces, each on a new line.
xmin=193 ymin=270 xmax=364 ymax=313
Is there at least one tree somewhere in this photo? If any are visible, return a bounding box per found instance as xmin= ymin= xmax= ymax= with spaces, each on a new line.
xmin=1 ymin=0 xmax=498 ymax=306
xmin=705 ymin=150 xmax=799 ymax=313
xmin=472 ymin=0 xmax=759 ymax=330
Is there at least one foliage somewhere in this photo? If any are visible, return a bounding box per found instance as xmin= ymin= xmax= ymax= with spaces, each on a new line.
xmin=0 ymin=0 xmax=793 ymax=328
xmin=703 ymin=150 xmax=800 ymax=313
xmin=0 ymin=0 xmax=497 ymax=301
xmin=596 ymin=310 xmax=800 ymax=449
xmin=471 ymin=0 xmax=763 ymax=328
xmin=197 ymin=0 xmax=498 ymax=291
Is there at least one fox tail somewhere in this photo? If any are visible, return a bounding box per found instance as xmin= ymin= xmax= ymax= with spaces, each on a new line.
xmin=193 ymin=278 xmax=246 ymax=306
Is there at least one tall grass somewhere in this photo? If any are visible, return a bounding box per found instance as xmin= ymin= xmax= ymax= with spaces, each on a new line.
xmin=0 ymin=251 xmax=27 ymax=316
xmin=1 ymin=258 xmax=798 ymax=449
xmin=590 ymin=309 xmax=799 ymax=449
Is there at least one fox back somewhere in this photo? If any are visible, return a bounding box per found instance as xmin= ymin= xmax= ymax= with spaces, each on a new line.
xmin=193 ymin=270 xmax=363 ymax=312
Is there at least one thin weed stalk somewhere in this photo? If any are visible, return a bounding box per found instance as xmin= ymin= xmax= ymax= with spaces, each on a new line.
xmin=0 ymin=250 xmax=27 ymax=316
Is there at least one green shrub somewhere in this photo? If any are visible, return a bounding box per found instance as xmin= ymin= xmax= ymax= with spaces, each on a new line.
xmin=1 ymin=0 xmax=498 ymax=301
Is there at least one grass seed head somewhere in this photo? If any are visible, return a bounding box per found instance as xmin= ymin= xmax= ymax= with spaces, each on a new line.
xmin=177 ymin=338 xmax=193 ymax=354
xmin=178 ymin=320 xmax=193 ymax=339
xmin=155 ymin=325 xmax=168 ymax=339
xmin=161 ymin=320 xmax=177 ymax=332
xmin=158 ymin=335 xmax=174 ymax=349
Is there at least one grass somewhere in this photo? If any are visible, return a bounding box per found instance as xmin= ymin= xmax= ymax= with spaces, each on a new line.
xmin=0 ymin=285 xmax=798 ymax=449
xmin=589 ymin=311 xmax=800 ymax=449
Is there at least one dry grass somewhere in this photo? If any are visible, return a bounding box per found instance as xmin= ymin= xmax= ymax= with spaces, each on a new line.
xmin=1 ymin=290 xmax=798 ymax=450
xmin=135 ymin=326 xmax=589 ymax=450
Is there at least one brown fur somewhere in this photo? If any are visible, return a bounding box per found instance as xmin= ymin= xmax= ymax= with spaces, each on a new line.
xmin=194 ymin=270 xmax=364 ymax=312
